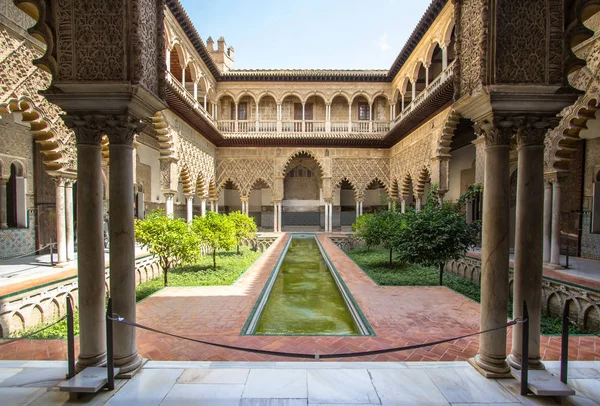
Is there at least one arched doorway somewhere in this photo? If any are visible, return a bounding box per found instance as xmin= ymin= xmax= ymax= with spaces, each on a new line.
xmin=282 ymin=153 xmax=323 ymax=231
xmin=248 ymin=179 xmax=272 ymax=231
xmin=363 ymin=179 xmax=387 ymax=214
xmin=219 ymin=180 xmax=241 ymax=214
xmin=338 ymin=179 xmax=357 ymax=230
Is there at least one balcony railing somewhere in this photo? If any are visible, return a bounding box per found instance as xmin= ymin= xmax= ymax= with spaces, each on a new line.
xmin=394 ymin=60 xmax=455 ymax=126
xmin=219 ymin=118 xmax=391 ymax=135
xmin=165 ymin=71 xmax=216 ymax=126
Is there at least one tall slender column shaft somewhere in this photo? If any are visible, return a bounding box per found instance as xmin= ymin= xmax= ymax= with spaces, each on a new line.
xmin=55 ymin=177 xmax=67 ymax=264
xmin=550 ymin=182 xmax=561 ymax=265
xmin=200 ymin=198 xmax=206 ymax=217
xmin=65 ymin=180 xmax=75 ymax=261
xmin=543 ymin=181 xmax=552 ymax=262
xmin=509 ymin=125 xmax=547 ymax=370
xmin=278 ymin=202 xmax=282 ymax=232
xmin=0 ymin=180 xmax=7 ymax=229
xmin=165 ymin=193 xmax=174 ymax=217
xmin=186 ymin=196 xmax=193 ymax=222
xmin=273 ymin=201 xmax=278 ymax=232
xmin=107 ymin=118 xmax=143 ymax=376
xmin=472 ymin=123 xmax=512 ymax=377
xmin=355 ymin=201 xmax=359 ymax=218
xmin=401 ymin=199 xmax=406 ymax=214
xmin=359 ymin=201 xmax=363 ymax=216
xmin=64 ymin=117 xmax=107 ymax=371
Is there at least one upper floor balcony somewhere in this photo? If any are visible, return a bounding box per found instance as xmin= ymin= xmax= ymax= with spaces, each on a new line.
xmin=215 ymin=92 xmax=392 ymax=136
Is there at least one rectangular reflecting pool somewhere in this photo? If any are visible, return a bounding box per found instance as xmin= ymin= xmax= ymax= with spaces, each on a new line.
xmin=243 ymin=235 xmax=372 ymax=336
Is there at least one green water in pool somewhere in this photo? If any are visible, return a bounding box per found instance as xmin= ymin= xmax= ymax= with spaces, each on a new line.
xmin=254 ymin=236 xmax=360 ymax=335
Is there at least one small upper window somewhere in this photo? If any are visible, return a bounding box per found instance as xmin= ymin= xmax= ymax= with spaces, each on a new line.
xmin=358 ymin=103 xmax=369 ymax=121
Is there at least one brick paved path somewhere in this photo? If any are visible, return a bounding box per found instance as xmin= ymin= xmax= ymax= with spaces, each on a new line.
xmin=1 ymin=233 xmax=598 ymax=362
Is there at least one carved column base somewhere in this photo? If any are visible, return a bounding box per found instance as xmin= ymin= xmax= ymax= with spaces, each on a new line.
xmin=469 ymin=354 xmax=512 ymax=378
xmin=115 ymin=352 xmax=145 ymax=379
xmin=506 ymin=353 xmax=545 ymax=371
xmin=76 ymin=352 xmax=107 ymax=373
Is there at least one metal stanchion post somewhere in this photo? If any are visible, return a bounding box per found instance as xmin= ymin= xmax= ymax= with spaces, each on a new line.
xmin=521 ymin=301 xmax=530 ymax=396
xmin=106 ymin=299 xmax=115 ymax=391
xmin=560 ymin=301 xmax=570 ymax=384
xmin=66 ymin=297 xmax=75 ymax=379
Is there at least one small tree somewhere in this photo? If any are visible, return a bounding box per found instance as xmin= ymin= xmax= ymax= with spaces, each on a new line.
xmin=228 ymin=211 xmax=257 ymax=254
xmin=134 ymin=209 xmax=199 ymax=287
xmin=191 ymin=212 xmax=236 ymax=270
xmin=353 ymin=210 xmax=404 ymax=266
xmin=395 ymin=188 xmax=480 ymax=285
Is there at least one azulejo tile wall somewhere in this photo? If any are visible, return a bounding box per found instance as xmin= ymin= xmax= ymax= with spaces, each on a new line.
xmin=581 ymin=213 xmax=600 ymax=260
xmin=0 ymin=211 xmax=36 ymax=259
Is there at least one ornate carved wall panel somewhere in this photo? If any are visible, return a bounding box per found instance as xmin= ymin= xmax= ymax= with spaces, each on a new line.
xmin=455 ymin=0 xmax=487 ymax=97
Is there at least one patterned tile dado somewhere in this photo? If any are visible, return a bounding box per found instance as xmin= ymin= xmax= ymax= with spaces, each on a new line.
xmin=581 ymin=213 xmax=600 ymax=260
xmin=0 ymin=211 xmax=36 ymax=259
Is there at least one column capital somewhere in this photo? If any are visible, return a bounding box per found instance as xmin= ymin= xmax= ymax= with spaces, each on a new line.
xmin=185 ymin=194 xmax=195 ymax=201
xmin=163 ymin=192 xmax=175 ymax=199
xmin=479 ymin=118 xmax=517 ymax=146
xmin=52 ymin=176 xmax=67 ymax=187
xmin=104 ymin=115 xmax=144 ymax=146
xmin=516 ymin=116 xmax=559 ymax=148
xmin=240 ymin=195 xmax=249 ymax=202
xmin=61 ymin=114 xmax=106 ymax=146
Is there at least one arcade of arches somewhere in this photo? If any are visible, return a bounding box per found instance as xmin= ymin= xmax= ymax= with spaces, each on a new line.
xmin=0 ymin=0 xmax=600 ymax=381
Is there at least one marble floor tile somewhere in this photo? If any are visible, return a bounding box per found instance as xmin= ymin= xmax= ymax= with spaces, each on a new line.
xmin=307 ymin=369 xmax=379 ymax=405
xmin=369 ymin=369 xmax=449 ymax=405
xmin=177 ymin=368 xmax=249 ymax=384
xmin=243 ymin=369 xmax=307 ymax=399
xmin=0 ymin=367 xmax=68 ymax=388
xmin=144 ymin=361 xmax=211 ymax=369
xmin=0 ymin=361 xmax=25 ymax=368
xmin=21 ymin=361 xmax=68 ymax=368
xmin=28 ymin=380 xmax=127 ymax=406
xmin=104 ymin=368 xmax=183 ymax=406
xmin=426 ymin=367 xmax=518 ymax=404
xmin=0 ymin=367 xmax=22 ymax=383
xmin=547 ymin=368 xmax=600 ymax=379
xmin=160 ymin=383 xmax=245 ymax=406
xmin=0 ymin=387 xmax=46 ymax=405
xmin=568 ymin=379 xmax=600 ymax=403
xmin=240 ymin=399 xmax=308 ymax=406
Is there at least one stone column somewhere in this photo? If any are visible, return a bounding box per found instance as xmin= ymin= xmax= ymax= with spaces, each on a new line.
xmin=210 ymin=200 xmax=215 ymax=213
xmin=200 ymin=198 xmax=206 ymax=217
xmin=164 ymin=193 xmax=174 ymax=217
xmin=241 ymin=196 xmax=248 ymax=216
xmin=215 ymin=201 xmax=219 ymax=214
xmin=508 ymin=121 xmax=548 ymax=370
xmin=359 ymin=201 xmax=363 ymax=216
xmin=186 ymin=196 xmax=194 ymax=222
xmin=54 ymin=177 xmax=67 ymax=264
xmin=471 ymin=121 xmax=513 ymax=378
xmin=543 ymin=181 xmax=552 ymax=262
xmin=415 ymin=197 xmax=422 ymax=212
xmin=550 ymin=181 xmax=561 ymax=265
xmin=105 ymin=116 xmax=143 ymax=377
xmin=401 ymin=199 xmax=406 ymax=214
xmin=329 ymin=202 xmax=333 ymax=232
xmin=278 ymin=201 xmax=282 ymax=232
xmin=65 ymin=180 xmax=75 ymax=261
xmin=324 ymin=202 xmax=329 ymax=232
xmin=0 ymin=178 xmax=7 ymax=229
xmin=63 ymin=116 xmax=107 ymax=372
xmin=273 ymin=201 xmax=278 ymax=232
xmin=355 ymin=201 xmax=360 ymax=218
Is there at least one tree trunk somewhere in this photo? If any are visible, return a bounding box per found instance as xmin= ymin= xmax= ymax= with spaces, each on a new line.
xmin=389 ymin=247 xmax=393 ymax=266
xmin=439 ymin=262 xmax=444 ymax=286
xmin=213 ymin=249 xmax=217 ymax=270
xmin=164 ymin=268 xmax=168 ymax=287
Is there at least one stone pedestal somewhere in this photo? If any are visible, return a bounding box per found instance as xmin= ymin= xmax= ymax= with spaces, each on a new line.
xmin=106 ymin=118 xmax=143 ymax=377
xmin=509 ymin=123 xmax=547 ymax=370
xmin=65 ymin=180 xmax=75 ymax=261
xmin=54 ymin=177 xmax=67 ymax=264
xmin=471 ymin=123 xmax=513 ymax=378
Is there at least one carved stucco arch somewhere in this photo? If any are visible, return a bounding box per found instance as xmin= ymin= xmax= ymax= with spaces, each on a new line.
xmin=235 ymin=90 xmax=258 ymax=105
xmin=331 ymin=158 xmax=390 ymax=199
xmin=0 ymin=95 xmax=75 ymax=173
xmin=304 ymin=91 xmax=329 ymax=105
xmin=216 ymin=158 xmax=275 ymax=196
xmin=216 ymin=90 xmax=237 ymax=103
xmin=436 ymin=109 xmax=462 ymax=156
xmin=280 ymin=91 xmax=305 ymax=104
xmin=415 ymin=166 xmax=432 ymax=197
xmin=329 ymin=91 xmax=352 ymax=105
xmin=281 ymin=150 xmax=325 ymax=177
xmin=441 ymin=17 xmax=455 ymax=47
xmin=350 ymin=91 xmax=372 ymax=105
xmin=362 ymin=176 xmax=389 ymax=199
xmin=424 ymin=39 xmax=444 ymax=67
xmin=546 ymin=93 xmax=599 ymax=172
xmin=401 ymin=174 xmax=414 ymax=198
xmin=256 ymin=91 xmax=278 ymax=104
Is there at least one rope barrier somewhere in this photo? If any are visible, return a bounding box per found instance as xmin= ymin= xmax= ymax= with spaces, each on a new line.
xmin=0 ymin=315 xmax=67 ymax=347
xmin=108 ymin=314 xmax=525 ymax=360
xmin=0 ymin=243 xmax=55 ymax=262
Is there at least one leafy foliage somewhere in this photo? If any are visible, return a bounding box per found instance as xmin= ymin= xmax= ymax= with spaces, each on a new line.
xmin=228 ymin=211 xmax=257 ymax=254
xmin=352 ymin=211 xmax=404 ymax=265
xmin=134 ymin=209 xmax=200 ymax=286
xmin=395 ymin=187 xmax=480 ymax=285
xmin=191 ymin=212 xmax=236 ymax=270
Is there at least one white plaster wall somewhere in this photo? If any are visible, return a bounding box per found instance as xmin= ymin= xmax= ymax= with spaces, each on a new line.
xmin=136 ymin=143 xmax=163 ymax=204
xmin=447 ymin=144 xmax=476 ymax=202
xmin=224 ymin=188 xmax=242 ymax=209
xmin=260 ymin=188 xmax=273 ymax=206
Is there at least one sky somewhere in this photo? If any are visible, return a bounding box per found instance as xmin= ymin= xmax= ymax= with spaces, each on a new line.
xmin=178 ymin=0 xmax=432 ymax=70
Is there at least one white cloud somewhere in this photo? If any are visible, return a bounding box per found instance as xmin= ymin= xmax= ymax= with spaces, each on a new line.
xmin=379 ymin=32 xmax=390 ymax=52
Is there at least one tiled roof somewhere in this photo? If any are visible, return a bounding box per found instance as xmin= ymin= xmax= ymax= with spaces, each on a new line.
xmin=221 ymin=69 xmax=390 ymax=82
